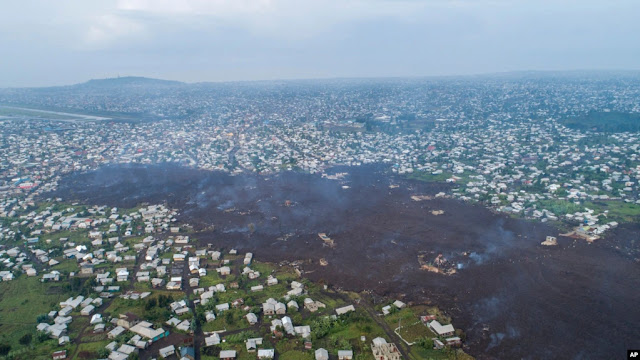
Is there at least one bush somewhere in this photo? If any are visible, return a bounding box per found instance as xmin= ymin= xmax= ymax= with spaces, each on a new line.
xmin=97 ymin=348 xmax=111 ymax=358
xmin=416 ymin=337 xmax=433 ymax=349
xmin=35 ymin=331 xmax=49 ymax=343
xmin=19 ymin=333 xmax=32 ymax=346
xmin=0 ymin=344 xmax=11 ymax=356
xmin=224 ymin=311 xmax=235 ymax=325
xmin=145 ymin=298 xmax=157 ymax=310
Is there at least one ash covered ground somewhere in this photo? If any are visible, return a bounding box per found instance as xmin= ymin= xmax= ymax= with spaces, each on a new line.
xmin=51 ymin=164 xmax=640 ymax=360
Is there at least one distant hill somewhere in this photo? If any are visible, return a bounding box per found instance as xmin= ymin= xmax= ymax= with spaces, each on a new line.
xmin=561 ymin=111 xmax=640 ymax=132
xmin=75 ymin=76 xmax=184 ymax=89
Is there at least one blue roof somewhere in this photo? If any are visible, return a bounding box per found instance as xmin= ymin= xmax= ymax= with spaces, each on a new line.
xmin=180 ymin=347 xmax=195 ymax=357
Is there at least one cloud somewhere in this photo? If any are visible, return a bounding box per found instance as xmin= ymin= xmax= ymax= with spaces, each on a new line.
xmin=117 ymin=0 xmax=274 ymax=15
xmin=1 ymin=0 xmax=640 ymax=86
xmin=84 ymin=13 xmax=147 ymax=49
xmin=112 ymin=0 xmax=432 ymax=39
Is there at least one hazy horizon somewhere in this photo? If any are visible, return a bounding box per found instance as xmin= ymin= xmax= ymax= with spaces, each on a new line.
xmin=5 ymin=69 xmax=640 ymax=89
xmin=2 ymin=0 xmax=640 ymax=87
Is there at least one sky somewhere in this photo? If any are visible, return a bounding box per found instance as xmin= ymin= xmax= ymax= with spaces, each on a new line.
xmin=1 ymin=0 xmax=639 ymax=87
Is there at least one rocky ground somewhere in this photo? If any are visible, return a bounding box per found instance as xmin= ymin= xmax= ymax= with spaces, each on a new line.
xmin=51 ymin=164 xmax=640 ymax=360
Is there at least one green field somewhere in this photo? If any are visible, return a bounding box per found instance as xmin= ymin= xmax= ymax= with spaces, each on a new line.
xmin=584 ymin=200 xmax=640 ymax=223
xmin=408 ymin=171 xmax=451 ymax=182
xmin=0 ymin=277 xmax=73 ymax=359
xmin=398 ymin=321 xmax=435 ymax=343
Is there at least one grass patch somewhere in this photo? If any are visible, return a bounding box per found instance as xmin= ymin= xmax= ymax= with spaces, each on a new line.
xmin=279 ymin=350 xmax=314 ymax=360
xmin=408 ymin=171 xmax=451 ymax=182
xmin=584 ymin=201 xmax=640 ymax=223
xmin=398 ymin=322 xmax=435 ymax=343
xmin=0 ymin=277 xmax=70 ymax=347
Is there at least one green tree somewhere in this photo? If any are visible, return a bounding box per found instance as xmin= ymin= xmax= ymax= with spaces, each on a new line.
xmin=97 ymin=348 xmax=111 ymax=358
xmin=36 ymin=331 xmax=49 ymax=343
xmin=19 ymin=333 xmax=32 ymax=346
xmin=225 ymin=311 xmax=235 ymax=325
xmin=36 ymin=314 xmax=49 ymax=323
xmin=0 ymin=344 xmax=11 ymax=356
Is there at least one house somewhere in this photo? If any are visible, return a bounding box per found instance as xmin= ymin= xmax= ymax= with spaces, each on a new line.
xmin=205 ymin=311 xmax=216 ymax=322
xmin=117 ymin=344 xmax=137 ymax=357
xmin=180 ymin=346 xmax=195 ymax=360
xmin=26 ymin=268 xmax=37 ymax=277
xmin=304 ymin=298 xmax=325 ymax=312
xmin=263 ymin=302 xmax=275 ymax=315
xmin=166 ymin=317 xmax=181 ymax=327
xmin=420 ymin=315 xmax=436 ymax=324
xmin=281 ymin=316 xmax=295 ymax=335
xmin=287 ymin=300 xmax=299 ymax=310
xmin=131 ymin=335 xmax=149 ymax=349
xmin=80 ymin=263 xmax=94 ymax=275
xmin=219 ymin=349 xmax=237 ymax=359
xmin=217 ymin=266 xmax=231 ymax=275
xmin=107 ymin=326 xmax=126 ymax=339
xmin=176 ymin=319 xmax=190 ymax=332
xmin=108 ymin=351 xmax=128 ymax=360
xmin=129 ymin=321 xmax=168 ymax=342
xmin=246 ymin=313 xmax=258 ymax=325
xmin=257 ymin=349 xmax=275 ymax=359
xmin=90 ymin=313 xmax=103 ymax=325
xmin=58 ymin=306 xmax=73 ymax=317
xmin=294 ymin=325 xmax=312 ymax=338
xmin=159 ymin=345 xmax=175 ymax=359
xmin=335 ymin=305 xmax=355 ymax=316
xmin=166 ymin=281 xmax=181 ymax=290
xmin=338 ymin=350 xmax=354 ymax=360
xmin=48 ymin=325 xmax=67 ymax=339
xmin=116 ymin=268 xmax=129 ymax=282
xmin=232 ymin=298 xmax=245 ymax=308
xmin=445 ymin=337 xmax=462 ymax=347
xmin=216 ymin=303 xmax=230 ymax=313
xmin=246 ymin=337 xmax=263 ymax=352
xmin=433 ymin=339 xmax=444 ymax=350
xmin=371 ymin=337 xmax=401 ymax=360
xmin=117 ymin=313 xmax=139 ymax=329
xmin=428 ymin=320 xmax=455 ymax=337
xmin=151 ymin=278 xmax=165 ymax=288
xmin=275 ymin=302 xmax=286 ymax=315
xmin=52 ymin=350 xmax=67 ymax=359
xmin=204 ymin=333 xmax=220 ymax=347
xmin=94 ymin=323 xmax=105 ymax=333
xmin=80 ymin=305 xmax=95 ymax=316
xmin=315 ymin=348 xmax=329 ymax=360
xmin=393 ymin=300 xmax=406 ymax=309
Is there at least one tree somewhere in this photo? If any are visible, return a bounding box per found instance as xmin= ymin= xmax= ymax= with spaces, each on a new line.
xmin=36 ymin=331 xmax=49 ymax=343
xmin=97 ymin=348 xmax=111 ymax=358
xmin=0 ymin=344 xmax=10 ymax=356
xmin=36 ymin=314 xmax=49 ymax=323
xmin=225 ymin=311 xmax=235 ymax=325
xmin=19 ymin=333 xmax=32 ymax=346
xmin=145 ymin=298 xmax=157 ymax=310
xmin=416 ymin=337 xmax=433 ymax=349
